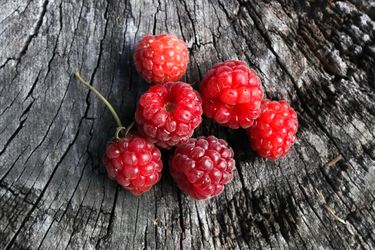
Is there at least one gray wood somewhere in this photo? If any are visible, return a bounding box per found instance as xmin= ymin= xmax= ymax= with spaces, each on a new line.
xmin=0 ymin=0 xmax=374 ymax=249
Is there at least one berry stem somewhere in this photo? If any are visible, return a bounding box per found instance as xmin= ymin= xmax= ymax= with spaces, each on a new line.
xmin=124 ymin=121 xmax=135 ymax=136
xmin=74 ymin=72 xmax=123 ymax=129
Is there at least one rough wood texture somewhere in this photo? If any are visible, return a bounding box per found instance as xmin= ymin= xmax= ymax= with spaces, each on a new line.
xmin=0 ymin=0 xmax=374 ymax=249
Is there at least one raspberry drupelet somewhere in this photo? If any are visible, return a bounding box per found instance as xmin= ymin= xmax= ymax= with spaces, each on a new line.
xmin=169 ymin=136 xmax=235 ymax=200
xmin=247 ymin=99 xmax=298 ymax=160
xmin=134 ymin=34 xmax=189 ymax=84
xmin=200 ymin=60 xmax=264 ymax=129
xmin=135 ymin=82 xmax=203 ymax=148
xmin=74 ymin=72 xmax=163 ymax=195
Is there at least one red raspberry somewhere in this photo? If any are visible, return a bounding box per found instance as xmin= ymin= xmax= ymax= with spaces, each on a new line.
xmin=103 ymin=135 xmax=163 ymax=195
xmin=200 ymin=60 xmax=264 ymax=129
xmin=169 ymin=136 xmax=235 ymax=200
xmin=247 ymin=99 xmax=298 ymax=160
xmin=135 ymin=82 xmax=203 ymax=148
xmin=134 ymin=34 xmax=189 ymax=84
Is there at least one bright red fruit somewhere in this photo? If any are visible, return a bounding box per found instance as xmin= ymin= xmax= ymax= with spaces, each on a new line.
xmin=134 ymin=34 xmax=189 ymax=84
xmin=247 ymin=99 xmax=298 ymax=160
xmin=103 ymin=135 xmax=163 ymax=195
xmin=169 ymin=136 xmax=235 ymax=200
xmin=200 ymin=60 xmax=264 ymax=129
xmin=135 ymin=82 xmax=203 ymax=148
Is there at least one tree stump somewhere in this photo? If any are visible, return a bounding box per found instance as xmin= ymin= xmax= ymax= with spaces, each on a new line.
xmin=0 ymin=0 xmax=374 ymax=249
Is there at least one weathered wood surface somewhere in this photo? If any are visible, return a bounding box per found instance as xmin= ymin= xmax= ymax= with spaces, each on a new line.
xmin=0 ymin=0 xmax=374 ymax=249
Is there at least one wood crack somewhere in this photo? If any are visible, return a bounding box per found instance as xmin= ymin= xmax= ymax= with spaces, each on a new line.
xmin=15 ymin=0 xmax=49 ymax=63
xmin=1 ymin=0 xmax=374 ymax=248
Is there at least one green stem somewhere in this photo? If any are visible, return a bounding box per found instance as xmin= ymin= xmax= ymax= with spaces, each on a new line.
xmin=74 ymin=72 xmax=123 ymax=128
xmin=124 ymin=121 xmax=135 ymax=136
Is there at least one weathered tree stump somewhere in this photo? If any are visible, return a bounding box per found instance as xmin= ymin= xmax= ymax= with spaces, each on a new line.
xmin=0 ymin=0 xmax=374 ymax=249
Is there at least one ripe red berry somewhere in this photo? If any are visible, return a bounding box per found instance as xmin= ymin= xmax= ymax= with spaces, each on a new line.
xmin=200 ymin=60 xmax=264 ymax=129
xmin=74 ymin=72 xmax=162 ymax=195
xmin=169 ymin=136 xmax=235 ymax=200
xmin=103 ymin=135 xmax=163 ymax=195
xmin=247 ymin=99 xmax=298 ymax=160
xmin=134 ymin=34 xmax=189 ymax=84
xmin=135 ymin=82 xmax=203 ymax=148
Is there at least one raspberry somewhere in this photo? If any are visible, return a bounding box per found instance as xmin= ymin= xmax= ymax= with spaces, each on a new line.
xmin=74 ymin=72 xmax=162 ymax=195
xmin=135 ymin=82 xmax=203 ymax=148
xmin=247 ymin=99 xmax=298 ymax=160
xmin=169 ymin=136 xmax=235 ymax=200
xmin=200 ymin=60 xmax=264 ymax=129
xmin=103 ymin=135 xmax=163 ymax=195
xmin=134 ymin=34 xmax=189 ymax=84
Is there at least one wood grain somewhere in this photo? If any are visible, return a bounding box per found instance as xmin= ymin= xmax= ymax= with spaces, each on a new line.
xmin=0 ymin=0 xmax=374 ymax=249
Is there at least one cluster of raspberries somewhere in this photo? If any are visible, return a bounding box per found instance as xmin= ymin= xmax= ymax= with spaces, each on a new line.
xmin=89 ymin=34 xmax=298 ymax=199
